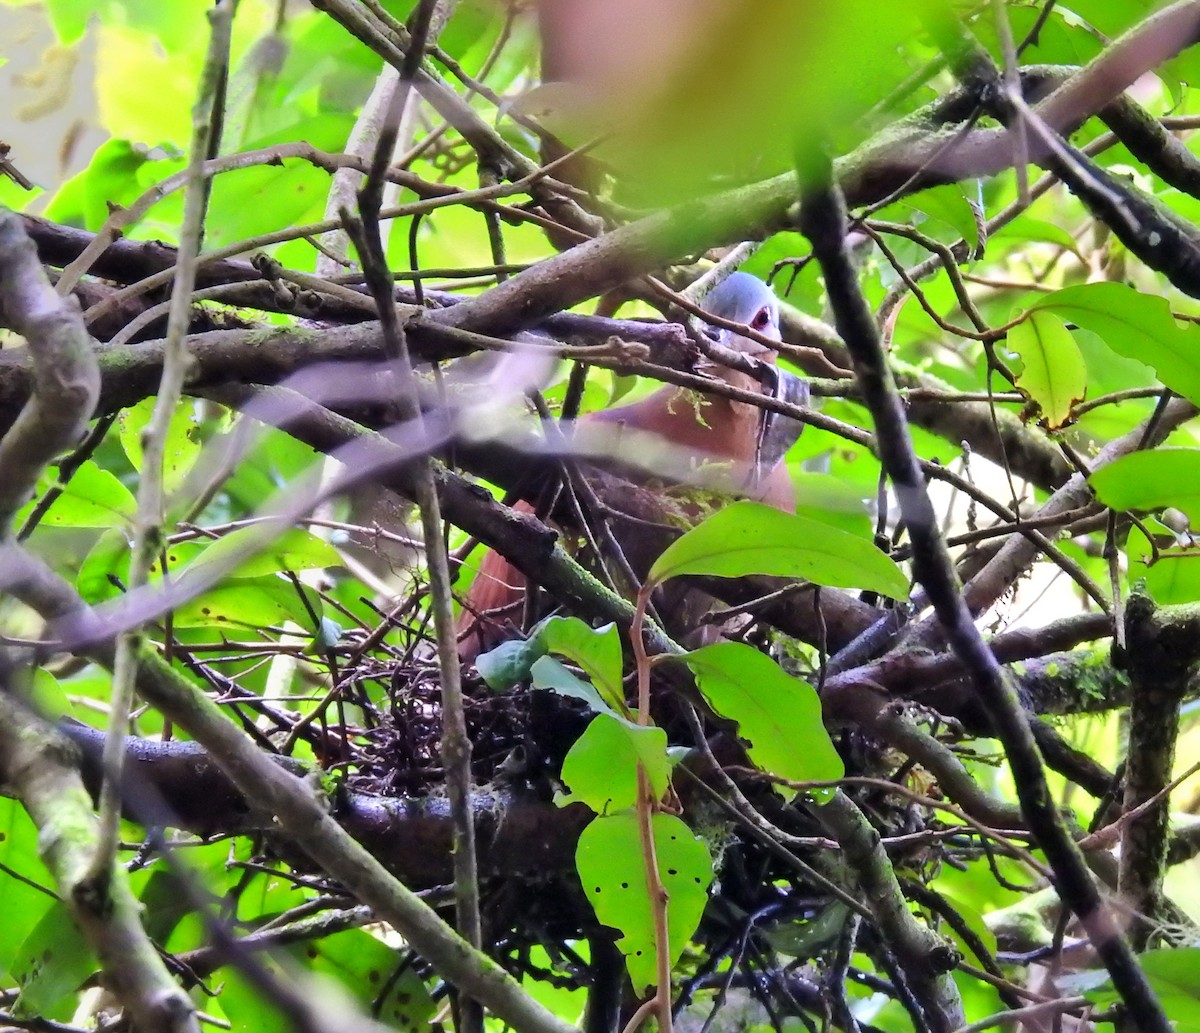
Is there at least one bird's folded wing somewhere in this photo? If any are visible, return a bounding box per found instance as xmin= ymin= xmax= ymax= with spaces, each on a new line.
xmin=756 ymin=369 xmax=808 ymax=472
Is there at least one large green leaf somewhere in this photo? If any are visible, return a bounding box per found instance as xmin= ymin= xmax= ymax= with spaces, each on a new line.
xmin=575 ymin=811 xmax=713 ymax=994
xmin=1076 ymin=947 xmax=1200 ymax=1033
xmin=537 ymin=618 xmax=624 ymax=710
xmin=477 ymin=616 xmax=626 ymax=711
xmin=171 ymin=576 xmax=322 ymax=631
xmin=1005 ymin=310 xmax=1086 ymax=428
xmin=10 ymin=903 xmax=97 ymax=1020
xmin=648 ymin=500 xmax=908 ymax=599
xmin=181 ymin=527 xmax=342 ymax=581
xmin=0 ymin=800 xmax=57 ymax=979
xmin=1089 ymin=449 xmax=1200 ymax=522
xmin=680 ymin=643 xmax=844 ymax=785
xmin=895 ymin=183 xmax=980 ymax=252
xmin=302 ymin=927 xmax=436 ymax=1032
xmin=15 ymin=461 xmax=135 ymax=530
xmin=214 ymin=964 xmax=294 ymax=1033
xmin=1031 ymin=282 xmax=1200 ymax=405
xmin=558 ymin=712 xmax=669 ymax=813
xmin=118 ymin=396 xmax=202 ymax=494
xmin=788 ymin=470 xmax=875 ymax=538
xmin=42 ymin=139 xmax=150 ymax=230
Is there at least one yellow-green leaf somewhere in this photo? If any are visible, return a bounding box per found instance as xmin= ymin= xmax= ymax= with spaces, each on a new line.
xmin=1006 ymin=310 xmax=1086 ymax=428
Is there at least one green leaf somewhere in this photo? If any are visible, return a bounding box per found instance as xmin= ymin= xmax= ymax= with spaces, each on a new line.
xmin=680 ymin=643 xmax=844 ymax=784
xmin=0 ymin=800 xmax=57 ymax=978
xmin=477 ymin=638 xmax=548 ymax=692
xmin=45 ymin=0 xmax=91 ymax=44
xmin=531 ymin=656 xmax=618 ymax=716
xmin=575 ymin=811 xmax=713 ymax=994
xmin=648 ymin=500 xmax=908 ymax=599
xmin=171 ymin=576 xmax=321 ymax=631
xmin=96 ymin=22 xmax=204 ymax=147
xmin=476 ymin=616 xmax=626 ymax=709
xmin=788 ymin=470 xmax=875 ymax=538
xmin=182 ymin=527 xmax=342 ymax=580
xmin=10 ymin=903 xmax=97 ymax=1020
xmin=1031 ymin=282 xmax=1200 ymax=405
xmin=43 ymin=139 xmax=150 ymax=231
xmin=761 ymin=901 xmax=851 ymax=955
xmin=900 ymin=184 xmax=980 ymax=252
xmin=118 ymin=396 xmax=202 ymax=494
xmin=25 ymin=669 xmax=72 ymax=720
xmin=537 ymin=618 xmax=624 ymax=711
xmin=1089 ymin=450 xmax=1200 ymax=523
xmin=991 ymin=217 xmax=1080 ymax=254
xmin=1076 ymin=947 xmax=1200 ymax=1033
xmin=79 ymin=528 xmax=185 ymax=605
xmin=15 ymin=461 xmax=135 ymax=530
xmin=214 ymin=964 xmax=294 ymax=1033
xmin=302 ymin=927 xmax=436 ymax=1031
xmin=936 ymin=889 xmax=997 ymax=968
xmin=559 ymin=712 xmax=669 ymax=813
xmin=1125 ymin=522 xmax=1200 ymax=603
xmin=1006 ymin=311 xmax=1086 ymax=428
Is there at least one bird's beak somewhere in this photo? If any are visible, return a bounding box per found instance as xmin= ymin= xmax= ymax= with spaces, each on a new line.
xmin=721 ymin=327 xmax=778 ymax=358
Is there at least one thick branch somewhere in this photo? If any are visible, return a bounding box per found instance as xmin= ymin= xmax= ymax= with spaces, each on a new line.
xmin=0 ymin=544 xmax=578 ymax=1033
xmin=0 ymin=210 xmax=100 ymax=527
xmin=1117 ymin=595 xmax=1196 ymax=948
xmin=0 ymin=694 xmax=198 ymax=1033
xmin=799 ymin=172 xmax=1171 ymax=1033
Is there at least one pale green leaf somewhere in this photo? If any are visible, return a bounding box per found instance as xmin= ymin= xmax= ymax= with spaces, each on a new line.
xmin=171 ymin=577 xmax=321 ymax=631
xmin=181 ymin=527 xmax=341 ymax=581
xmin=576 ymin=811 xmax=713 ymax=994
xmin=1089 ymin=450 xmax=1200 ymax=522
xmin=1032 ymin=282 xmax=1200 ymax=405
xmin=15 ymin=461 xmax=135 ymax=530
xmin=1006 ymin=310 xmax=1086 ymax=428
xmin=118 ymin=396 xmax=202 ymax=494
xmin=648 ymin=500 xmax=908 ymax=599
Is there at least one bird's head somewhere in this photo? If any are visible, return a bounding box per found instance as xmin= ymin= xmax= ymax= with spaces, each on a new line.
xmin=703 ymin=271 xmax=781 ymax=357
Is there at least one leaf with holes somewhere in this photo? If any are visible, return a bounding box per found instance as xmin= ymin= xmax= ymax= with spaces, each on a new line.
xmin=575 ymin=811 xmax=713 ymax=994
xmin=9 ymin=903 xmax=97 ymax=1020
xmin=172 ymin=577 xmax=322 ymax=631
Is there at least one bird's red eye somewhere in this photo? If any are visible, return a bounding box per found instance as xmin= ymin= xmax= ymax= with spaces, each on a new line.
xmin=751 ymin=307 xmax=771 ymax=331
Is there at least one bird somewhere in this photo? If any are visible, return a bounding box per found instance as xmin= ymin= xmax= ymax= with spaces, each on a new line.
xmin=456 ymin=272 xmax=806 ymax=661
